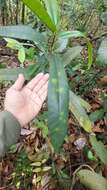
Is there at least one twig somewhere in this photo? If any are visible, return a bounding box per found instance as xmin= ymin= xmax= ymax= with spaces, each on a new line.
xmin=80 ymin=31 xmax=107 ymax=46
xmin=0 ymin=183 xmax=13 ymax=190
xmin=92 ymin=31 xmax=107 ymax=41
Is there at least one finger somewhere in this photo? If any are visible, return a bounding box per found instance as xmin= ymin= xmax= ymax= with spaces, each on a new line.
xmin=38 ymin=81 xmax=48 ymax=97
xmin=12 ymin=74 xmax=25 ymax=90
xmin=26 ymin=73 xmax=44 ymax=90
xmin=33 ymin=74 xmax=49 ymax=93
xmin=40 ymin=89 xmax=48 ymax=102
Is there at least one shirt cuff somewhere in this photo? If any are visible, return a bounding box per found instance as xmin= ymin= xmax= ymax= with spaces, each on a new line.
xmin=0 ymin=111 xmax=21 ymax=157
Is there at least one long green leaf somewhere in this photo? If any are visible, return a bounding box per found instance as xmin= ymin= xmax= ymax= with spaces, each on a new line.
xmin=43 ymin=0 xmax=59 ymax=26
xmin=58 ymin=31 xmax=85 ymax=39
xmin=58 ymin=31 xmax=93 ymax=69
xmin=22 ymin=0 xmax=56 ymax=32
xmin=63 ymin=46 xmax=83 ymax=65
xmin=0 ymin=64 xmax=40 ymax=81
xmin=97 ymin=38 xmax=107 ymax=64
xmin=101 ymin=11 xmax=107 ymax=25
xmin=48 ymin=55 xmax=69 ymax=152
xmin=18 ymin=48 xmax=26 ymax=64
xmin=89 ymin=109 xmax=105 ymax=122
xmin=77 ymin=169 xmax=107 ymax=190
xmin=0 ymin=25 xmax=47 ymax=51
xmin=69 ymin=91 xmax=92 ymax=132
xmin=55 ymin=38 xmax=68 ymax=53
xmin=78 ymin=96 xmax=91 ymax=112
xmin=90 ymin=135 xmax=107 ymax=165
xmin=87 ymin=41 xmax=93 ymax=69
xmin=104 ymin=0 xmax=107 ymax=7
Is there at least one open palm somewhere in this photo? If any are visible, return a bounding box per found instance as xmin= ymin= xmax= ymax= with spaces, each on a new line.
xmin=4 ymin=73 xmax=49 ymax=126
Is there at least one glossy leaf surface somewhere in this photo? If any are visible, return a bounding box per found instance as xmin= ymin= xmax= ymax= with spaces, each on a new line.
xmin=22 ymin=0 xmax=56 ymax=32
xmin=48 ymin=55 xmax=69 ymax=152
xmin=69 ymin=91 xmax=92 ymax=132
xmin=44 ymin=0 xmax=59 ymax=26
xmin=58 ymin=30 xmax=85 ymax=39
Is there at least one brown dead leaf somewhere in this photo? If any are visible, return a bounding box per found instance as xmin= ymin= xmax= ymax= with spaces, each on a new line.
xmin=92 ymin=124 xmax=104 ymax=133
xmin=100 ymin=76 xmax=107 ymax=84
xmin=69 ymin=134 xmax=76 ymax=144
xmin=91 ymin=103 xmax=101 ymax=110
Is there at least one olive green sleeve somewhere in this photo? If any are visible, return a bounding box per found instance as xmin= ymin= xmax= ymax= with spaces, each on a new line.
xmin=0 ymin=111 xmax=21 ymax=157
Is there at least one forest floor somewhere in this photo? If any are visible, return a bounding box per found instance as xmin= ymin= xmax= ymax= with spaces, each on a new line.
xmin=0 ymin=40 xmax=107 ymax=190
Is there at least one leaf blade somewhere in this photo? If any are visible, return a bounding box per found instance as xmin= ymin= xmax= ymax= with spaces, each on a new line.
xmin=48 ymin=54 xmax=69 ymax=152
xmin=90 ymin=135 xmax=107 ymax=164
xmin=22 ymin=0 xmax=56 ymax=32
xmin=97 ymin=38 xmax=107 ymax=65
xmin=0 ymin=64 xmax=40 ymax=81
xmin=43 ymin=0 xmax=59 ymax=26
xmin=0 ymin=25 xmax=47 ymax=51
xmin=77 ymin=169 xmax=107 ymax=190
xmin=69 ymin=91 xmax=92 ymax=132
xmin=87 ymin=41 xmax=93 ymax=69
xmin=18 ymin=48 xmax=26 ymax=64
xmin=58 ymin=31 xmax=85 ymax=39
xmin=62 ymin=46 xmax=83 ymax=65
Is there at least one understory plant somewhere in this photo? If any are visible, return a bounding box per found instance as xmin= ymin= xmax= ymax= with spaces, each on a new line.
xmin=1 ymin=1 xmax=107 ymax=190
xmin=0 ymin=0 xmax=93 ymax=152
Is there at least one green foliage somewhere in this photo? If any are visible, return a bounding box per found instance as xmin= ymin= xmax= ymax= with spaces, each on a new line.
xmin=103 ymin=0 xmax=107 ymax=7
xmin=76 ymin=68 xmax=98 ymax=94
xmin=48 ymin=55 xmax=69 ymax=151
xmin=18 ymin=47 xmax=26 ymax=64
xmin=58 ymin=31 xmax=93 ymax=68
xmin=22 ymin=0 xmax=56 ymax=32
xmin=101 ymin=0 xmax=107 ymax=25
xmin=90 ymin=135 xmax=107 ymax=164
xmin=5 ymin=38 xmax=26 ymax=64
xmin=97 ymin=38 xmax=107 ymax=65
xmin=62 ymin=0 xmax=104 ymax=32
xmin=0 ymin=0 xmax=6 ymax=8
xmin=101 ymin=11 xmax=107 ymax=25
xmin=69 ymin=91 xmax=92 ymax=132
xmin=12 ymin=150 xmax=51 ymax=189
xmin=35 ymin=120 xmax=48 ymax=138
xmin=1 ymin=0 xmax=107 ymax=189
xmin=25 ymin=47 xmax=36 ymax=60
xmin=58 ymin=30 xmax=86 ymax=39
xmin=0 ymin=64 xmax=40 ymax=81
xmin=0 ymin=25 xmax=47 ymax=51
xmin=87 ymin=41 xmax=93 ymax=69
xmin=89 ymin=96 xmax=107 ymax=122
xmin=89 ymin=109 xmax=105 ymax=122
xmin=0 ymin=0 xmax=93 ymax=152
xmin=12 ymin=151 xmax=33 ymax=189
xmin=77 ymin=169 xmax=107 ymax=190
xmin=44 ymin=0 xmax=60 ymax=26
xmin=62 ymin=46 xmax=83 ymax=66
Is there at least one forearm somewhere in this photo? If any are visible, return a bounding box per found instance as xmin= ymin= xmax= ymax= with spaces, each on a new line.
xmin=0 ymin=111 xmax=21 ymax=157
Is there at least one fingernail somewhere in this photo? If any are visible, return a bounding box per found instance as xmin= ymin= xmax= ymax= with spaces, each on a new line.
xmin=39 ymin=73 xmax=44 ymax=76
xmin=19 ymin=73 xmax=24 ymax=79
xmin=45 ymin=73 xmax=49 ymax=77
xmin=18 ymin=74 xmax=22 ymax=78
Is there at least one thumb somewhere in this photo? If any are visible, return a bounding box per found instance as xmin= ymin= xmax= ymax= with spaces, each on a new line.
xmin=12 ymin=74 xmax=25 ymax=90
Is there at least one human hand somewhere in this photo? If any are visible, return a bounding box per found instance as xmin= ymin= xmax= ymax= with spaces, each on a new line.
xmin=4 ymin=73 xmax=49 ymax=127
